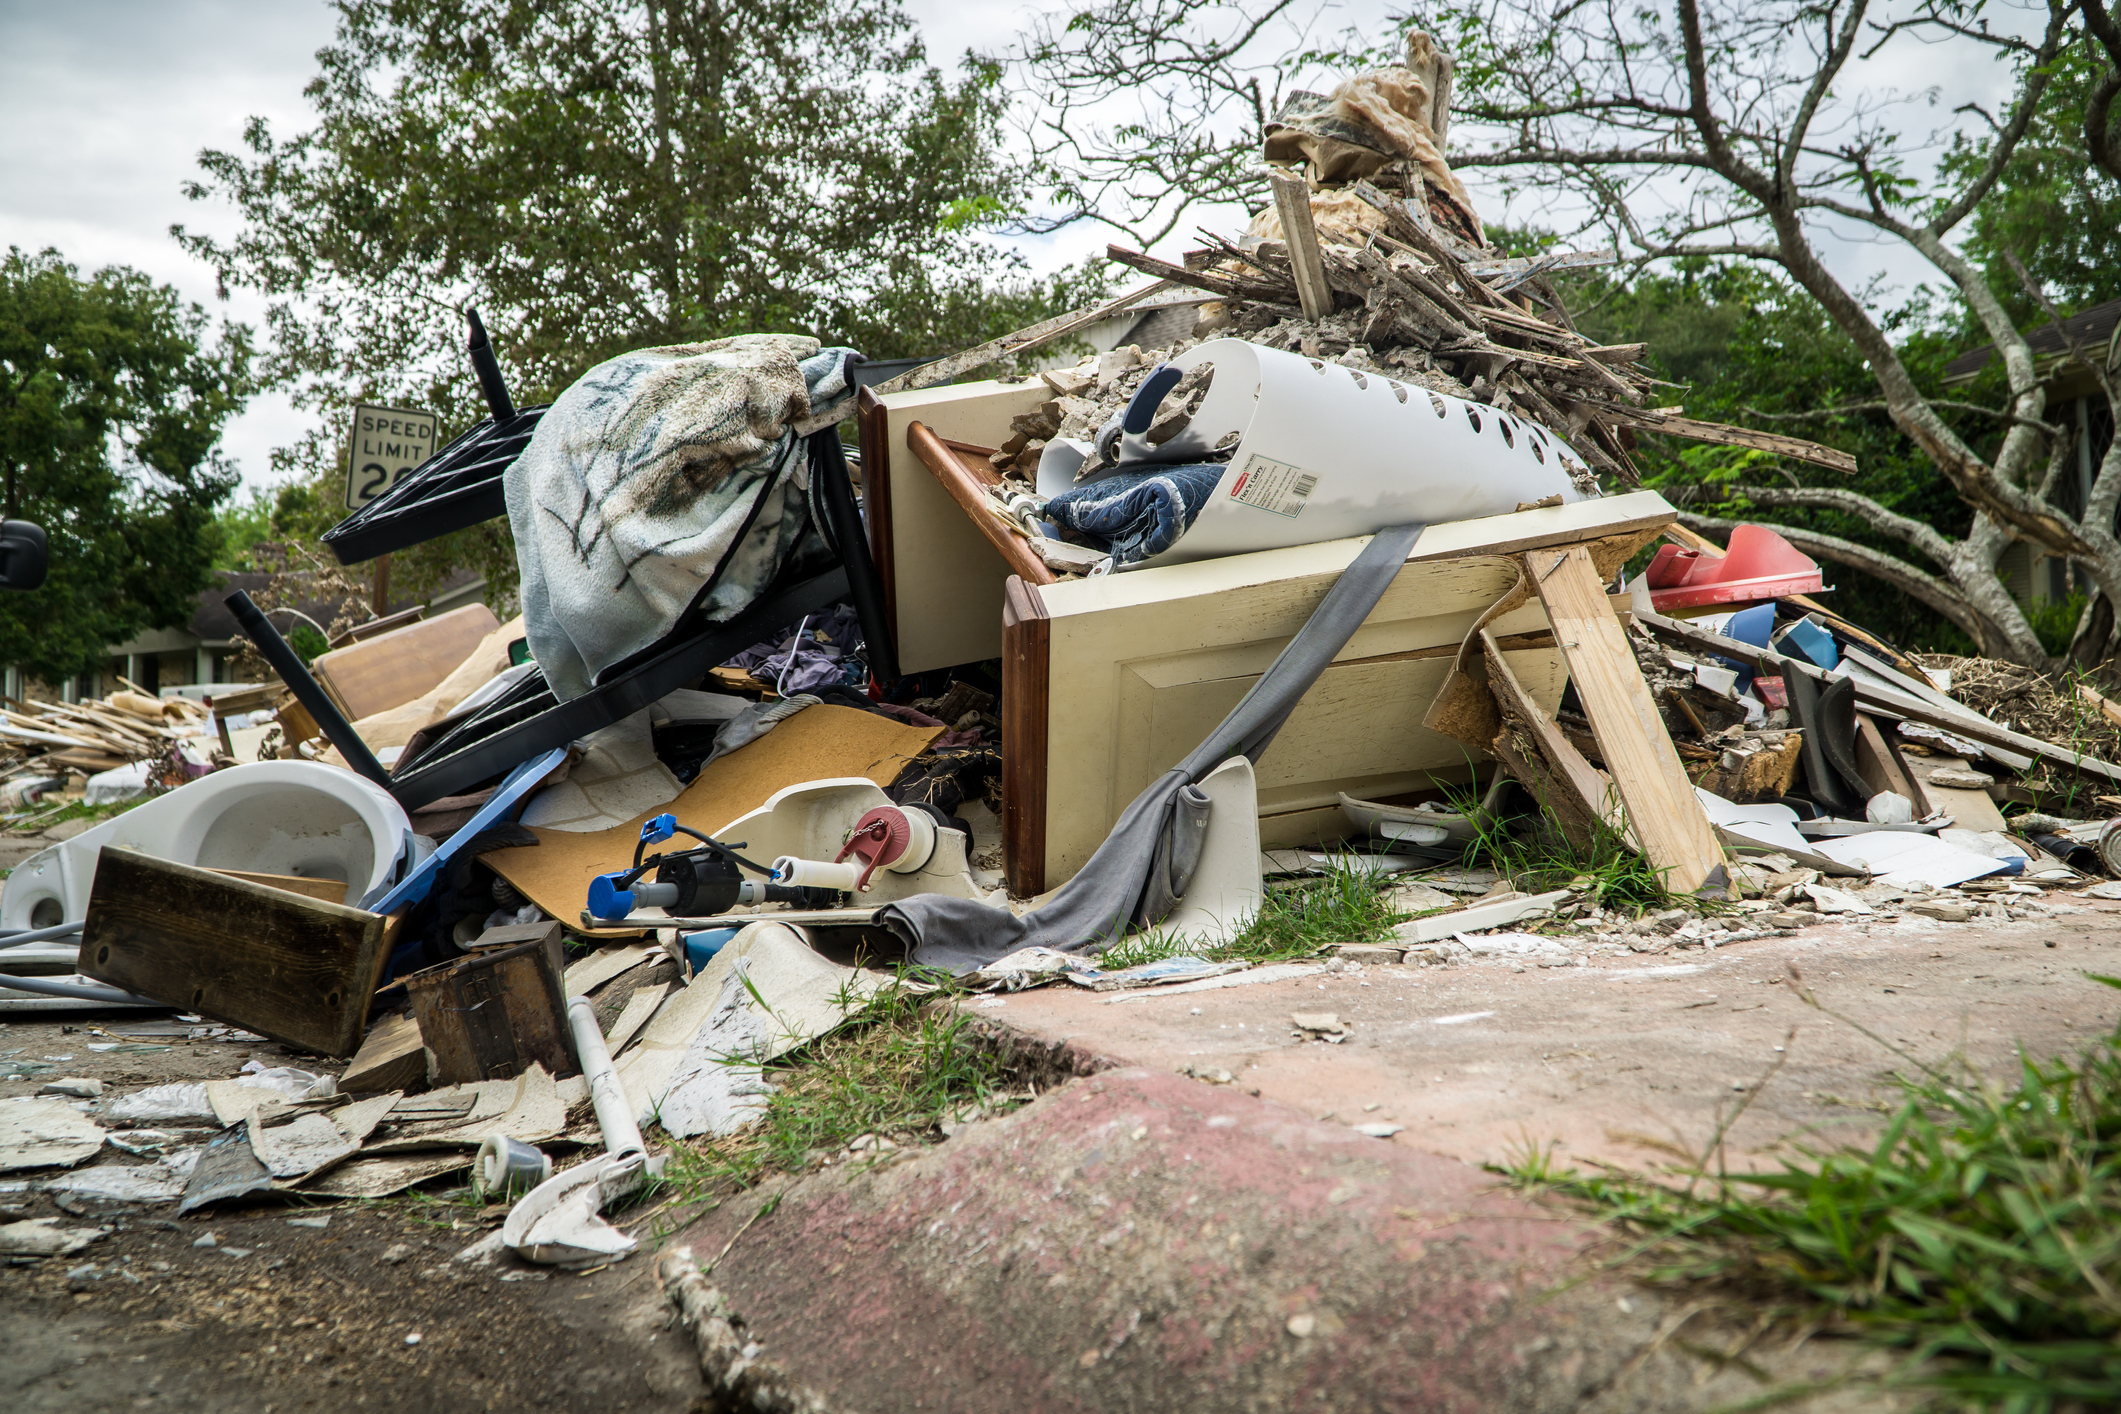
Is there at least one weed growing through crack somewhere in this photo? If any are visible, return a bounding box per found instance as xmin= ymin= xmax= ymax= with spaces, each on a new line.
xmin=1502 ymin=975 xmax=2121 ymax=1410
xmin=663 ymin=971 xmax=1017 ymax=1203
xmin=1214 ymin=856 xmax=1405 ymax=963
xmin=1447 ymin=781 xmax=1674 ymax=915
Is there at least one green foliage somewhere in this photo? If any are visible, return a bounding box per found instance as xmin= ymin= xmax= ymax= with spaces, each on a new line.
xmin=2027 ymin=592 xmax=2091 ymax=660
xmin=178 ymin=0 xmax=1095 ymax=601
xmin=0 ymin=247 xmax=251 ymax=682
xmin=1560 ymin=259 xmax=1982 ymax=653
xmin=1945 ymin=45 xmax=2121 ymax=329
xmin=1505 ymin=979 xmax=2121 ymax=1410
xmin=1460 ymin=792 xmax=1674 ymax=912
xmin=666 ymin=972 xmax=1016 ymax=1200
xmin=1217 ymin=857 xmax=1406 ymax=963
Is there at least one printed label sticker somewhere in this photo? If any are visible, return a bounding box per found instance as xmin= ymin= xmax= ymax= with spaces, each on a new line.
xmin=1227 ymin=454 xmax=1319 ymax=518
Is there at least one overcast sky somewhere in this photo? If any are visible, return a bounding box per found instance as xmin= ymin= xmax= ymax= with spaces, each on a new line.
xmin=1 ymin=1 xmax=2032 ymax=495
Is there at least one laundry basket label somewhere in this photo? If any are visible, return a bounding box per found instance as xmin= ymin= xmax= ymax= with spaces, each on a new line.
xmin=1227 ymin=455 xmax=1318 ymax=519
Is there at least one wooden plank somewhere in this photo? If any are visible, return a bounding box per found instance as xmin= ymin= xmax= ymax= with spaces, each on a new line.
xmin=207 ymin=869 xmax=350 ymax=907
xmin=80 ymin=847 xmax=387 ymax=1058
xmin=1529 ymin=546 xmax=1724 ymax=891
xmin=906 ymin=421 xmax=1056 ymax=587
xmin=1593 ymin=403 xmax=1857 ymax=474
xmin=1269 ymin=172 xmax=1334 ymax=322
xmin=1851 ymin=712 xmax=1925 ymax=809
xmin=310 ymin=603 xmax=502 ymax=722
xmin=1003 ymin=576 xmax=1052 ymax=898
xmin=869 ymin=281 xmax=1173 ymax=396
xmin=1481 ymin=628 xmax=1615 ymax=847
xmin=856 ymin=386 xmax=900 ymax=651
xmin=342 ymin=1010 xmax=426 ymax=1094
xmin=1908 ymin=755 xmax=2011 ymax=832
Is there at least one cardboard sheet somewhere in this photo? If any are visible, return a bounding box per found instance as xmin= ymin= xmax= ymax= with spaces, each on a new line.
xmin=484 ymin=705 xmax=943 ymax=922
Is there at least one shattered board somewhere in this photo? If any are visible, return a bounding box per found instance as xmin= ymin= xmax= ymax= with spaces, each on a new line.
xmin=178 ymin=1126 xmax=274 ymax=1215
xmin=296 ymin=1151 xmax=474 ymax=1199
xmin=0 ymin=1095 xmax=104 ymax=1172
xmin=362 ymin=1064 xmax=564 ymax=1153
xmin=48 ymin=1151 xmax=201 ymax=1203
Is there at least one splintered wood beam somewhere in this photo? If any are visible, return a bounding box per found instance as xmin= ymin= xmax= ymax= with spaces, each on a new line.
xmin=1481 ymin=628 xmax=1616 ymax=849
xmin=1529 ymin=545 xmax=1724 ymax=892
xmin=1269 ymin=172 xmax=1335 ymax=322
xmin=868 ymin=281 xmax=1174 ymax=397
xmin=1589 ymin=402 xmax=1858 ymax=474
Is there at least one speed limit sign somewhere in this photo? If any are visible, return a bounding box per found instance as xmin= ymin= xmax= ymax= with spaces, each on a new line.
xmin=345 ymin=405 xmax=438 ymax=511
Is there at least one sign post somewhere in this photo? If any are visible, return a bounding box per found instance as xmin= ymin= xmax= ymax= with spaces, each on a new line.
xmin=346 ymin=405 xmax=437 ymax=616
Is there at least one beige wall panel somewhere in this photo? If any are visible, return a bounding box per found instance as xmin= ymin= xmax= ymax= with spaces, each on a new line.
xmin=877 ymin=380 xmax=1048 ymax=673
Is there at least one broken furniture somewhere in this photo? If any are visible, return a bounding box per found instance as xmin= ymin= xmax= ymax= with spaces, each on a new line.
xmin=79 ymin=848 xmax=392 ymax=1057
xmin=858 ymin=370 xmax=1695 ymax=892
xmin=309 ymin=602 xmax=503 ymax=723
xmin=404 ymin=918 xmax=576 ymax=1084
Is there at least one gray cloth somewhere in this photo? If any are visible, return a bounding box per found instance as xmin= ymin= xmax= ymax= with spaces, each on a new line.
xmin=877 ymin=523 xmax=1425 ymax=973
xmin=507 ymin=336 xmax=858 ymax=701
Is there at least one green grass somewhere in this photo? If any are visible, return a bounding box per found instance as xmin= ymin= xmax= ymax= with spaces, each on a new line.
xmin=1089 ymin=853 xmax=1412 ymax=970
xmin=1501 ymin=975 xmax=2121 ymax=1411
xmin=5 ymin=792 xmax=148 ymax=836
xmin=663 ymin=972 xmax=1018 ymax=1202
xmin=1451 ymin=782 xmax=1677 ymax=914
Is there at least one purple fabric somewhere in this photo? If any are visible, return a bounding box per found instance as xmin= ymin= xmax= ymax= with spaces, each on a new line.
xmin=723 ymin=603 xmax=863 ymax=692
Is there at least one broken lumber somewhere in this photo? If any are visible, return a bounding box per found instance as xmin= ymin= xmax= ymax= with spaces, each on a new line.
xmin=1269 ymin=172 xmax=1335 ymax=322
xmin=1530 ymin=546 xmax=1724 ymax=891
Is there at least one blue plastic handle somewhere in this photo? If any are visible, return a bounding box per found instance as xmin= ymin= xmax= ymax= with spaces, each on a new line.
xmin=640 ymin=813 xmax=678 ymax=845
xmin=1122 ymin=364 xmax=1183 ymax=435
xmin=586 ymin=872 xmax=637 ymax=922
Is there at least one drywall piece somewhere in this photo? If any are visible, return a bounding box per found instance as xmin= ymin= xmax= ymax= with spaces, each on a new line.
xmin=483 ymin=706 xmax=942 ymax=923
xmin=564 ymin=944 xmax=656 ymax=996
xmin=312 ymin=603 xmax=501 ymax=721
xmin=47 ymin=1154 xmax=199 ymax=1202
xmin=1158 ymin=756 xmax=1265 ymax=946
xmin=0 ymin=760 xmax=416 ymax=929
xmin=296 ymin=1151 xmax=472 ymax=1199
xmin=80 ymin=849 xmax=389 ymax=1058
xmin=1392 ymin=889 xmax=1573 ymax=943
xmin=0 ymin=1095 xmax=103 ymax=1172
xmin=247 ymin=1093 xmax=400 ymax=1182
xmin=363 ymin=1064 xmax=565 ymax=1154
xmin=1143 ymin=340 xmax=1587 ymax=568
xmin=614 ymin=923 xmax=875 ymax=1135
xmin=177 ymin=1127 xmax=273 ymax=1215
xmin=604 ymin=984 xmax=669 ymax=1054
xmin=0 ymin=1218 xmax=106 ymax=1257
xmin=1810 ymin=832 xmax=2009 ymax=889
xmin=1531 ymin=545 xmax=1722 ymax=892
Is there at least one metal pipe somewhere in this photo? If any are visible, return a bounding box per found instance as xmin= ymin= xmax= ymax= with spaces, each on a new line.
xmin=0 ymin=973 xmax=160 ymax=1005
xmin=224 ymin=591 xmax=394 ymax=789
xmin=466 ymin=307 xmax=516 ymax=426
xmin=0 ymin=921 xmax=84 ymax=949
xmin=566 ymin=995 xmax=644 ymax=1161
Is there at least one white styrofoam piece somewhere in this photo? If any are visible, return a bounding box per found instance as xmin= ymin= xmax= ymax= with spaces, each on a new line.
xmin=0 ymin=761 xmax=418 ymax=929
xmin=1130 ymin=339 xmax=1588 ymax=567
xmin=1393 ymin=888 xmax=1573 ymax=943
xmin=1163 ymin=756 xmax=1264 ymax=946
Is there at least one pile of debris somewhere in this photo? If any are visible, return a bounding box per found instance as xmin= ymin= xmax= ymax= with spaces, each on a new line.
xmin=0 ymin=688 xmax=221 ymax=821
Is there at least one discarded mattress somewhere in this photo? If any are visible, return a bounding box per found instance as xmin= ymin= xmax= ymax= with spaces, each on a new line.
xmin=1035 ymin=339 xmax=1588 ymax=569
xmin=0 ymin=761 xmax=421 ymax=930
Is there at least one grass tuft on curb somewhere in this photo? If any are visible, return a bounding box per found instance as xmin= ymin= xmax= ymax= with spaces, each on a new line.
xmin=1501 ymin=975 xmax=2121 ymax=1411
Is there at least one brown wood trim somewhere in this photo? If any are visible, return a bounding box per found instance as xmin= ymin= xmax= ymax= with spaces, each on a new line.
xmin=855 ymin=387 xmax=898 ymax=649
xmin=906 ymin=420 xmax=1057 ymax=587
xmin=1002 ymin=575 xmax=1051 ymax=897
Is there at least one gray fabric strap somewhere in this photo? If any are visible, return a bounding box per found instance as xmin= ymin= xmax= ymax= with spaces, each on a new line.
xmin=878 ymin=523 xmax=1425 ymax=973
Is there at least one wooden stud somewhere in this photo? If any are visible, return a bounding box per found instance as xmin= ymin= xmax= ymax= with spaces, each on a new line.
xmin=342 ymin=1010 xmax=426 ymax=1094
xmin=1481 ymin=629 xmax=1615 ymax=848
xmin=1851 ymin=711 xmax=1925 ymax=810
xmin=856 ymin=386 xmax=900 ymax=649
xmin=1528 ymin=546 xmax=1724 ymax=891
xmin=206 ymin=869 xmax=350 ymax=906
xmin=1002 ymin=575 xmax=1051 ymax=898
xmin=1269 ymin=172 xmax=1335 ymax=323
xmin=80 ymin=847 xmax=388 ymax=1058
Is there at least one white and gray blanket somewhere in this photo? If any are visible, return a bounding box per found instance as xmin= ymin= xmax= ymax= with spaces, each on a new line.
xmin=506 ymin=335 xmax=857 ymax=701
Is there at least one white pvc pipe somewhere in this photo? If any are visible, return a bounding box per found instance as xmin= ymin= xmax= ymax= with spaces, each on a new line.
xmin=566 ymin=995 xmax=644 ymax=1161
xmin=772 ymin=856 xmax=864 ymax=891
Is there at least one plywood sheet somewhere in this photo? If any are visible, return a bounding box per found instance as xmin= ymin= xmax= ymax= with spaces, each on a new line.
xmin=483 ymin=706 xmax=942 ymax=922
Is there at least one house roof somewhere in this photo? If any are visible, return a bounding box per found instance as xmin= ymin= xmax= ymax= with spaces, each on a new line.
xmin=1943 ymin=295 xmax=2121 ymax=385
